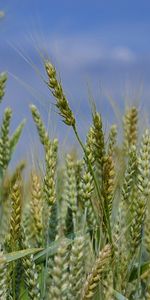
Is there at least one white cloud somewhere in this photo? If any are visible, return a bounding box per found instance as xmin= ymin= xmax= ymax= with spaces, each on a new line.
xmin=47 ymin=35 xmax=136 ymax=70
xmin=112 ymin=47 xmax=136 ymax=62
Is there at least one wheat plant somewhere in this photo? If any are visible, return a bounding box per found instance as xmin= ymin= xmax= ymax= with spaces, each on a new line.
xmin=0 ymin=64 xmax=150 ymax=300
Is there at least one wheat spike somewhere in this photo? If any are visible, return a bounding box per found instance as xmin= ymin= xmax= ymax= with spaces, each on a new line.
xmin=30 ymin=104 xmax=50 ymax=149
xmin=92 ymin=112 xmax=105 ymax=171
xmin=10 ymin=177 xmax=22 ymax=250
xmin=45 ymin=61 xmax=75 ymax=126
xmin=103 ymin=155 xmax=115 ymax=217
xmin=0 ymin=251 xmax=7 ymax=300
xmin=0 ymin=72 xmax=7 ymax=102
xmin=31 ymin=172 xmax=43 ymax=247
xmin=107 ymin=124 xmax=117 ymax=157
xmin=43 ymin=139 xmax=58 ymax=212
xmin=130 ymin=130 xmax=150 ymax=251
xmin=81 ymin=244 xmax=111 ymax=299
xmin=69 ymin=236 xmax=85 ymax=300
xmin=123 ymin=106 xmax=138 ymax=153
xmin=0 ymin=107 xmax=12 ymax=170
xmin=49 ymin=238 xmax=69 ymax=300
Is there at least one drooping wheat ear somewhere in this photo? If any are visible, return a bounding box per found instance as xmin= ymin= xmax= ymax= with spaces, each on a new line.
xmin=49 ymin=238 xmax=69 ymax=300
xmin=107 ymin=124 xmax=117 ymax=157
xmin=30 ymin=104 xmax=50 ymax=149
xmin=64 ymin=154 xmax=78 ymax=231
xmin=21 ymin=229 xmax=40 ymax=300
xmin=69 ymin=235 xmax=86 ymax=300
xmin=0 ymin=72 xmax=7 ymax=102
xmin=10 ymin=177 xmax=22 ymax=250
xmin=123 ymin=106 xmax=138 ymax=153
xmin=0 ymin=107 xmax=12 ymax=170
xmin=81 ymin=244 xmax=111 ymax=300
xmin=103 ymin=155 xmax=115 ymax=217
xmin=31 ymin=172 xmax=43 ymax=247
xmin=45 ymin=61 xmax=75 ymax=126
xmin=43 ymin=139 xmax=58 ymax=216
xmin=130 ymin=130 xmax=150 ymax=251
xmin=0 ymin=251 xmax=7 ymax=300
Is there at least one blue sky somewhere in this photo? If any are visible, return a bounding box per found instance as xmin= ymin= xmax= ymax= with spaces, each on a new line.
xmin=0 ymin=0 xmax=150 ymax=163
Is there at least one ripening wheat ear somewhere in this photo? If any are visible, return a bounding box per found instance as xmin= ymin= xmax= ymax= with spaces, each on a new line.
xmin=0 ymin=107 xmax=12 ymax=171
xmin=45 ymin=61 xmax=75 ymax=126
xmin=130 ymin=130 xmax=150 ymax=251
xmin=69 ymin=235 xmax=86 ymax=300
xmin=0 ymin=251 xmax=7 ymax=300
xmin=107 ymin=124 xmax=117 ymax=157
xmin=30 ymin=104 xmax=50 ymax=149
xmin=64 ymin=154 xmax=78 ymax=232
xmin=123 ymin=106 xmax=138 ymax=153
xmin=112 ymin=146 xmax=137 ymax=290
xmin=49 ymin=238 xmax=70 ymax=300
xmin=10 ymin=176 xmax=22 ymax=251
xmin=81 ymin=244 xmax=111 ymax=300
xmin=20 ymin=229 xmax=40 ymax=300
xmin=0 ymin=72 xmax=7 ymax=102
xmin=30 ymin=172 xmax=43 ymax=247
xmin=103 ymin=155 xmax=115 ymax=218
xmin=92 ymin=111 xmax=105 ymax=173
xmin=43 ymin=139 xmax=58 ymax=246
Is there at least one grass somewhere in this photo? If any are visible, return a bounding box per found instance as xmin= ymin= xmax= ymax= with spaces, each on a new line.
xmin=0 ymin=64 xmax=150 ymax=300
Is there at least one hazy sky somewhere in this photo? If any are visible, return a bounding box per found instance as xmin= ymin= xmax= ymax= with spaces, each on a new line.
xmin=0 ymin=0 xmax=150 ymax=163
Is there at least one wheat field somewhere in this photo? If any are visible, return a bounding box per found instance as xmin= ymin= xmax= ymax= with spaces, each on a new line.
xmin=0 ymin=62 xmax=150 ymax=300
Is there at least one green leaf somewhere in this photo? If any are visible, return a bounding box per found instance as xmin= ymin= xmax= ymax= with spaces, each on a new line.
xmin=1 ymin=248 xmax=42 ymax=264
xmin=34 ymin=237 xmax=72 ymax=264
xmin=9 ymin=119 xmax=26 ymax=156
xmin=129 ymin=260 xmax=150 ymax=282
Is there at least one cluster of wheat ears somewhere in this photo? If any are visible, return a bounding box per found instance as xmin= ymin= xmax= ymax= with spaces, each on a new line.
xmin=0 ymin=62 xmax=150 ymax=300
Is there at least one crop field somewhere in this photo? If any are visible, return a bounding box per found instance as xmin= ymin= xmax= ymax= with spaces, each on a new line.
xmin=0 ymin=59 xmax=150 ymax=300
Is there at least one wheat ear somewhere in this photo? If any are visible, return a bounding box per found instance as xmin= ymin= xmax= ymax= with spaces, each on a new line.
xmin=0 ymin=251 xmax=7 ymax=300
xmin=31 ymin=172 xmax=43 ymax=247
xmin=21 ymin=229 xmax=40 ymax=300
xmin=0 ymin=107 xmax=12 ymax=170
xmin=123 ymin=106 xmax=138 ymax=153
xmin=69 ymin=236 xmax=85 ymax=300
xmin=30 ymin=104 xmax=50 ymax=149
xmin=49 ymin=239 xmax=69 ymax=300
xmin=0 ymin=72 xmax=7 ymax=102
xmin=45 ymin=61 xmax=75 ymax=126
xmin=10 ymin=177 xmax=22 ymax=250
xmin=81 ymin=244 xmax=111 ymax=300
xmin=130 ymin=130 xmax=150 ymax=251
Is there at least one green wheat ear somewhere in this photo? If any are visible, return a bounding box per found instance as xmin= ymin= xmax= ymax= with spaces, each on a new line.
xmin=0 ymin=72 xmax=7 ymax=102
xmin=30 ymin=104 xmax=50 ymax=149
xmin=0 ymin=107 xmax=12 ymax=171
xmin=45 ymin=61 xmax=76 ymax=126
